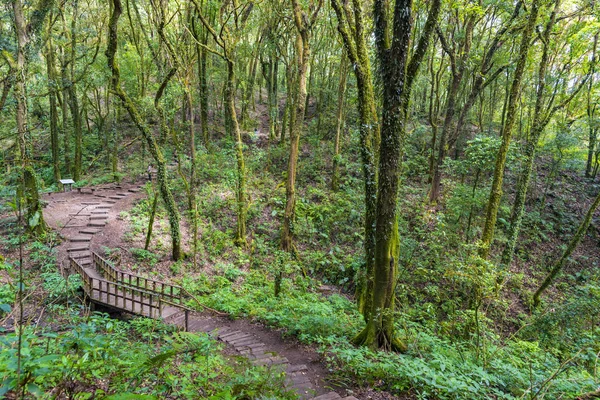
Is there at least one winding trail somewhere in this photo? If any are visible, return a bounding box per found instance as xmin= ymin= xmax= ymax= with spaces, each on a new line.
xmin=43 ymin=182 xmax=357 ymax=400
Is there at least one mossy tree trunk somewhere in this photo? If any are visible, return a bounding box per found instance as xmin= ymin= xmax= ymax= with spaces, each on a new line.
xmin=11 ymin=0 xmax=54 ymax=235
xmin=45 ymin=29 xmax=62 ymax=188
xmin=479 ymin=0 xmax=541 ymax=259
xmin=585 ymin=34 xmax=598 ymax=178
xmin=67 ymin=0 xmax=83 ymax=181
xmin=331 ymin=49 xmax=348 ymax=192
xmin=429 ymin=16 xmax=476 ymax=203
xmin=352 ymin=0 xmax=440 ymax=351
xmin=226 ymin=59 xmax=248 ymax=247
xmin=106 ymin=0 xmax=181 ymax=261
xmin=282 ymin=0 xmax=323 ymax=254
xmin=331 ymin=0 xmax=378 ymax=320
xmin=192 ymin=0 xmax=251 ymax=247
xmin=501 ymin=0 xmax=591 ymax=267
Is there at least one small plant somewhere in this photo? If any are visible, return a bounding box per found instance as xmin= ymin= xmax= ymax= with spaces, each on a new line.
xmin=130 ymin=248 xmax=159 ymax=267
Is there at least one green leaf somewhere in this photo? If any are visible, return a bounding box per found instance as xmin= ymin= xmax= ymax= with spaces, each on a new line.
xmin=28 ymin=211 xmax=40 ymax=228
xmin=26 ymin=383 xmax=42 ymax=396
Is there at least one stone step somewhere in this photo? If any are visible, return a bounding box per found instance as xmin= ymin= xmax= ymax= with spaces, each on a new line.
xmin=288 ymin=373 xmax=311 ymax=385
xmin=81 ymin=202 xmax=100 ymax=205
xmin=223 ymin=333 xmax=253 ymax=343
xmin=128 ymin=188 xmax=140 ymax=193
xmin=88 ymin=222 xmax=106 ymax=227
xmin=218 ymin=330 xmax=243 ymax=339
xmin=90 ymin=215 xmax=108 ymax=220
xmin=115 ymin=193 xmax=128 ymax=197
xmin=252 ymin=355 xmax=288 ymax=366
xmin=108 ymin=196 xmax=122 ymax=200
xmin=97 ymin=205 xmax=112 ymax=209
xmin=70 ymin=235 xmax=92 ymax=242
xmin=79 ymin=228 xmax=101 ymax=234
xmin=70 ymin=252 xmax=91 ymax=259
xmin=69 ymin=213 xmax=91 ymax=217
xmin=105 ymin=200 xmax=117 ymax=204
xmin=232 ymin=337 xmax=261 ymax=347
xmin=91 ymin=210 xmax=108 ymax=214
xmin=67 ymin=245 xmax=90 ymax=252
xmin=287 ymin=364 xmax=308 ymax=373
xmin=79 ymin=258 xmax=92 ymax=266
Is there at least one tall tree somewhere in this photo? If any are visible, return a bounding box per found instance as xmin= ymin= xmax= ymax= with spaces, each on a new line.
xmin=585 ymin=34 xmax=598 ymax=178
xmin=501 ymin=0 xmax=591 ymax=267
xmin=352 ymin=0 xmax=440 ymax=351
xmin=193 ymin=0 xmax=253 ymax=247
xmin=106 ymin=0 xmax=182 ymax=261
xmin=282 ymin=0 xmax=323 ymax=253
xmin=330 ymin=0 xmax=380 ymax=320
xmin=478 ymin=0 xmax=541 ymax=259
xmin=429 ymin=6 xmax=478 ymax=203
xmin=10 ymin=0 xmax=55 ymax=234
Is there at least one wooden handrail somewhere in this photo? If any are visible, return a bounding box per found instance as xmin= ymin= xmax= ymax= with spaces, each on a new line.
xmin=92 ymin=252 xmax=185 ymax=304
xmin=70 ymin=257 xmax=163 ymax=318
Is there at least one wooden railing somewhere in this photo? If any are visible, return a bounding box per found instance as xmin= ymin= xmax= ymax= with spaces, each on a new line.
xmin=70 ymin=257 xmax=163 ymax=318
xmin=92 ymin=252 xmax=185 ymax=305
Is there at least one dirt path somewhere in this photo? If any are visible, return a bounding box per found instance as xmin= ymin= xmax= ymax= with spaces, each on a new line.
xmin=43 ymin=181 xmax=358 ymax=400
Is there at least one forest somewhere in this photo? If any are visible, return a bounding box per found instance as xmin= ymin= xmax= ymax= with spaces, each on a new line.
xmin=1 ymin=0 xmax=600 ymax=398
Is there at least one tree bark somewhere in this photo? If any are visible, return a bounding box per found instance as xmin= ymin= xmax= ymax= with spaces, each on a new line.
xmin=479 ymin=0 xmax=541 ymax=259
xmin=106 ymin=0 xmax=182 ymax=261
xmin=45 ymin=32 xmax=62 ymax=188
xmin=282 ymin=0 xmax=322 ymax=253
xmin=352 ymin=0 xmax=440 ymax=351
xmin=331 ymin=49 xmax=348 ymax=191
xmin=12 ymin=0 xmax=53 ymax=234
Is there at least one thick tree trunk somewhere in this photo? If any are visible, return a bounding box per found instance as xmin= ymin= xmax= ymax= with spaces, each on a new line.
xmin=12 ymin=0 xmax=49 ymax=235
xmin=352 ymin=0 xmax=440 ymax=351
xmin=331 ymin=0 xmax=378 ymax=321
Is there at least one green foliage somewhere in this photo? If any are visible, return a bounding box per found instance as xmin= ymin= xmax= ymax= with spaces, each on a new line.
xmin=130 ymin=248 xmax=159 ymax=267
xmin=326 ymin=322 xmax=598 ymax=399
xmin=0 ymin=313 xmax=295 ymax=399
xmin=40 ymin=271 xmax=82 ymax=301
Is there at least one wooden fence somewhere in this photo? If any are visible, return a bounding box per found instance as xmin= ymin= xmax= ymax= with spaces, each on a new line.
xmin=70 ymin=257 xmax=164 ymax=318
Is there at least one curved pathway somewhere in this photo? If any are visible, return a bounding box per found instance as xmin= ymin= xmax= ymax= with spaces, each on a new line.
xmin=44 ymin=182 xmax=357 ymax=400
